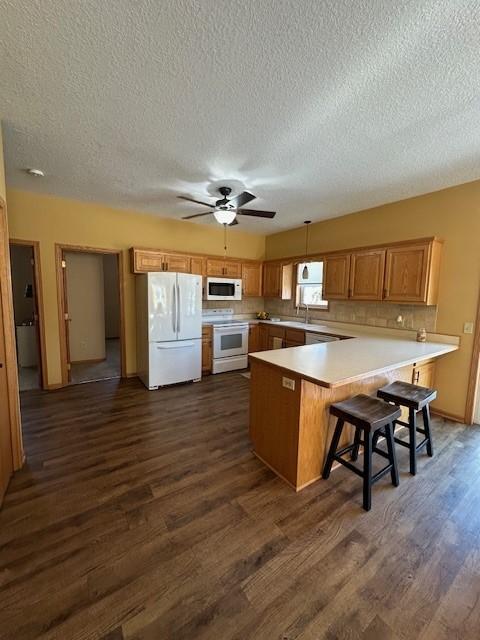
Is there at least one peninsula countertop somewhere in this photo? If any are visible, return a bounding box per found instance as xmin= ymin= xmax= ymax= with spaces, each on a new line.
xmin=249 ymin=334 xmax=458 ymax=389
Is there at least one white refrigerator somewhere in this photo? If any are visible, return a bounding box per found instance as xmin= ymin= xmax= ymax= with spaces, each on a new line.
xmin=136 ymin=272 xmax=202 ymax=389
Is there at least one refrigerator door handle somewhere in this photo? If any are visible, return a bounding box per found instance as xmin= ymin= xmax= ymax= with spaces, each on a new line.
xmin=172 ymin=284 xmax=177 ymax=334
xmin=176 ymin=282 xmax=181 ymax=334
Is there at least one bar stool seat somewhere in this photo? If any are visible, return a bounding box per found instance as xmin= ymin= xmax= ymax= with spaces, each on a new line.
xmin=377 ymin=381 xmax=437 ymax=476
xmin=377 ymin=380 xmax=436 ymax=410
xmin=323 ymin=394 xmax=402 ymax=511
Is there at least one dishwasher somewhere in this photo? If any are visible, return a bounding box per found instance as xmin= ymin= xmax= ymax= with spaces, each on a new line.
xmin=305 ymin=332 xmax=341 ymax=345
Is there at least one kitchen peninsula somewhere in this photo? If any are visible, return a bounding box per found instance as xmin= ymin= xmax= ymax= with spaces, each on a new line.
xmin=249 ymin=326 xmax=458 ymax=491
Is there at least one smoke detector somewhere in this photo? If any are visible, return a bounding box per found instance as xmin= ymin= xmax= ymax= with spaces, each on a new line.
xmin=26 ymin=168 xmax=45 ymax=177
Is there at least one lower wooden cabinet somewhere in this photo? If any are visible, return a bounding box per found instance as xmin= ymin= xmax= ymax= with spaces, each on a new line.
xmin=258 ymin=324 xmax=269 ymax=351
xmin=248 ymin=324 xmax=260 ymax=353
xmin=202 ymin=325 xmax=212 ymax=375
xmin=412 ymin=360 xmax=436 ymax=388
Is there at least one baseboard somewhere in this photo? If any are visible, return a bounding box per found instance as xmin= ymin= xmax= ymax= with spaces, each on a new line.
xmin=70 ymin=357 xmax=106 ymax=365
xmin=126 ymin=372 xmax=138 ymax=378
xmin=47 ymin=383 xmax=65 ymax=391
xmin=431 ymin=408 xmax=465 ymax=424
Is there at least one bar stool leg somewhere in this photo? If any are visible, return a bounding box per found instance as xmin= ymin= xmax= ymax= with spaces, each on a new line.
xmin=422 ymin=404 xmax=434 ymax=457
xmin=351 ymin=426 xmax=361 ymax=461
xmin=409 ymin=407 xmax=417 ymax=476
xmin=385 ymin=422 xmax=399 ymax=486
xmin=363 ymin=431 xmax=373 ymax=511
xmin=323 ymin=419 xmax=345 ymax=480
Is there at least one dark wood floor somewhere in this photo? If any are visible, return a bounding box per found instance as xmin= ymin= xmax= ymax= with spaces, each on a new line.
xmin=1 ymin=374 xmax=480 ymax=640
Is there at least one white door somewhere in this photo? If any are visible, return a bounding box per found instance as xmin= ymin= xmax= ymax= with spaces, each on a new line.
xmin=176 ymin=273 xmax=202 ymax=341
xmin=148 ymin=272 xmax=177 ymax=342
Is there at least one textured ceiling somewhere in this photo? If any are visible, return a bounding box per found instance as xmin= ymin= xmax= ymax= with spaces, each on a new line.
xmin=1 ymin=0 xmax=480 ymax=234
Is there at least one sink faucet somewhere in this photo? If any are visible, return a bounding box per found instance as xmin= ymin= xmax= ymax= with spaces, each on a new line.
xmin=304 ymin=303 xmax=310 ymax=325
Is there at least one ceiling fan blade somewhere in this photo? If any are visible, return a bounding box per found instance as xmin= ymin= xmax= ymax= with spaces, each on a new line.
xmin=177 ymin=195 xmax=214 ymax=208
xmin=182 ymin=211 xmax=213 ymax=220
xmin=228 ymin=218 xmax=239 ymax=226
xmin=228 ymin=191 xmax=256 ymax=209
xmin=236 ymin=209 xmax=276 ymax=218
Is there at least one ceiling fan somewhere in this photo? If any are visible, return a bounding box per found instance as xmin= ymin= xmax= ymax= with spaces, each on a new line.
xmin=178 ymin=186 xmax=276 ymax=225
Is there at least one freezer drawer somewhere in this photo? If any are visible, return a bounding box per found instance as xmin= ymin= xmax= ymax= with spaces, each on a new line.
xmin=147 ymin=339 xmax=201 ymax=388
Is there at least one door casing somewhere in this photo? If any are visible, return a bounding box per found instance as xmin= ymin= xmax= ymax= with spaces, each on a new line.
xmin=55 ymin=244 xmax=127 ymax=386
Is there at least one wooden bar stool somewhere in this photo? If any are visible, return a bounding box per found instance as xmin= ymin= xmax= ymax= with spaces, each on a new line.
xmin=322 ymin=394 xmax=401 ymax=511
xmin=377 ymin=381 xmax=437 ymax=476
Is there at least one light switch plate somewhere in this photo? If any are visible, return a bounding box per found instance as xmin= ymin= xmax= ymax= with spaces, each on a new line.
xmin=464 ymin=322 xmax=474 ymax=334
xmin=282 ymin=377 xmax=295 ymax=391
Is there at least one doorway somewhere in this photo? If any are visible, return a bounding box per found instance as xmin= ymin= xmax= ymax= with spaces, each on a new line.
xmin=9 ymin=240 xmax=47 ymax=391
xmin=56 ymin=245 xmax=126 ymax=385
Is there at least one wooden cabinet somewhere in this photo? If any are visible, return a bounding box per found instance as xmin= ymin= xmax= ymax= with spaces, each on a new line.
xmin=258 ymin=324 xmax=269 ymax=351
xmin=206 ymin=258 xmax=241 ymax=277
xmin=262 ymin=262 xmax=280 ymax=297
xmin=384 ymin=241 xmax=441 ymax=304
xmin=285 ymin=328 xmax=305 ymax=346
xmin=202 ymin=325 xmax=212 ymax=375
xmin=323 ymin=239 xmax=442 ymax=305
xmin=262 ymin=262 xmax=293 ymax=299
xmin=349 ymin=249 xmax=386 ymax=301
xmin=412 ymin=360 xmax=436 ymax=389
xmin=248 ymin=324 xmax=260 ymax=353
xmin=131 ymin=248 xmax=190 ymax=273
xmin=131 ymin=249 xmax=164 ymax=273
xmin=242 ymin=262 xmax=263 ymax=297
xmin=257 ymin=324 xmax=305 ymax=350
xmin=190 ymin=256 xmax=205 ymax=276
xmin=324 ymin=254 xmax=351 ymax=300
xmin=163 ymin=253 xmax=191 ymax=273
xmin=224 ymin=261 xmax=242 ymax=278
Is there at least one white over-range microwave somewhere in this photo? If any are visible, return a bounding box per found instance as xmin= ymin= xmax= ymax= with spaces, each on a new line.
xmin=205 ymin=277 xmax=242 ymax=301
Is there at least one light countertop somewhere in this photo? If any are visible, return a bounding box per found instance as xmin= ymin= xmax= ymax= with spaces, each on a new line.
xmin=249 ymin=334 xmax=458 ymax=388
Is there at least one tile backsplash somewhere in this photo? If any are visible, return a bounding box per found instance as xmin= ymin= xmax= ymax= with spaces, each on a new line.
xmin=203 ymin=298 xmax=263 ymax=316
xmin=263 ymin=299 xmax=438 ymax=332
xmin=203 ymin=297 xmax=437 ymax=332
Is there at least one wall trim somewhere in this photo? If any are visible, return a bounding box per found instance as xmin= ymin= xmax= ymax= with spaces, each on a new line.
xmin=464 ymin=284 xmax=480 ymax=425
xmin=0 ymin=200 xmax=24 ymax=471
xmin=431 ymin=408 xmax=465 ymax=424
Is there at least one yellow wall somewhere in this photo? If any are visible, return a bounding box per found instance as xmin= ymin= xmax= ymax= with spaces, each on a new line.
xmin=266 ymin=179 xmax=480 ymax=420
xmin=6 ymin=188 xmax=265 ymax=385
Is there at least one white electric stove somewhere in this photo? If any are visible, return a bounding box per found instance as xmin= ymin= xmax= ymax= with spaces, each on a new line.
xmin=202 ymin=309 xmax=249 ymax=373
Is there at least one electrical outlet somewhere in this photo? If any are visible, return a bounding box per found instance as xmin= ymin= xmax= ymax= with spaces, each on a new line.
xmin=463 ymin=322 xmax=474 ymax=334
xmin=282 ymin=377 xmax=295 ymax=391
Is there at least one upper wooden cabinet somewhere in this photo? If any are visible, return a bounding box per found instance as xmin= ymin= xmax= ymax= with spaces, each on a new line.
xmin=131 ymin=249 xmax=164 ymax=273
xmin=324 ymin=254 xmax=351 ymax=300
xmin=190 ymin=256 xmax=205 ymax=276
xmin=323 ymin=239 xmax=442 ymax=305
xmin=131 ymin=249 xmax=190 ymax=273
xmin=242 ymin=263 xmax=262 ymax=297
xmin=163 ymin=253 xmax=191 ymax=273
xmin=205 ymin=258 xmax=242 ymax=278
xmin=349 ymin=249 xmax=386 ymax=301
xmin=262 ymin=262 xmax=293 ymax=299
xmin=384 ymin=241 xmax=441 ymax=304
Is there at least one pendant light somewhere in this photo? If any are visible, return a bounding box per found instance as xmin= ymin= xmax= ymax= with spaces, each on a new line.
xmin=302 ymin=221 xmax=311 ymax=279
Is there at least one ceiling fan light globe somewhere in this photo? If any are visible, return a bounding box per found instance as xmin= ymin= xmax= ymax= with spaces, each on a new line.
xmin=213 ymin=209 xmax=237 ymax=225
